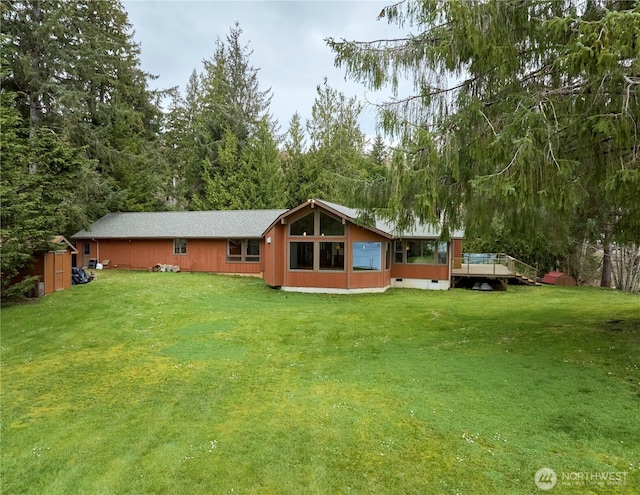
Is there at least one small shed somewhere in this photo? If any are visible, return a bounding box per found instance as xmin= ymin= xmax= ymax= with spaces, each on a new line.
xmin=25 ymin=236 xmax=78 ymax=296
xmin=541 ymin=271 xmax=576 ymax=286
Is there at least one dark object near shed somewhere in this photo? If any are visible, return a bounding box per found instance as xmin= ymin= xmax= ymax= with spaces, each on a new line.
xmin=541 ymin=271 xmax=576 ymax=286
xmin=72 ymin=267 xmax=90 ymax=285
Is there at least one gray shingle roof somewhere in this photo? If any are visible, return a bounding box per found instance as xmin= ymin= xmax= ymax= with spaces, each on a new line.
xmin=72 ymin=209 xmax=287 ymax=239
xmin=73 ymin=201 xmax=464 ymax=241
xmin=318 ymin=200 xmax=464 ymax=239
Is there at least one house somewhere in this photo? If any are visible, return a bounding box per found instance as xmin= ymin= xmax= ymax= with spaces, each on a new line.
xmin=20 ymin=236 xmax=78 ymax=296
xmin=72 ymin=209 xmax=287 ymax=275
xmin=72 ymin=199 xmax=464 ymax=293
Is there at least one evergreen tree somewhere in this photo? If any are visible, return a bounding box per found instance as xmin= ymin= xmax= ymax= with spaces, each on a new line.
xmin=1 ymin=0 xmax=166 ymax=298
xmin=328 ymin=0 xmax=639 ymax=289
xmin=282 ymin=112 xmax=309 ymax=207
xmin=366 ymin=134 xmax=390 ymax=180
xmin=241 ymin=119 xmax=286 ymax=209
xmin=163 ymin=71 xmax=202 ymax=208
xmin=188 ymin=23 xmax=275 ymax=209
xmin=0 ymin=87 xmax=44 ymax=300
xmin=303 ymin=79 xmax=368 ymax=201
xmin=2 ymin=0 xmax=167 ymax=212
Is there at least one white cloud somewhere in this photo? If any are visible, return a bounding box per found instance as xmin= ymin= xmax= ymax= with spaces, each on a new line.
xmin=123 ymin=0 xmax=408 ymax=139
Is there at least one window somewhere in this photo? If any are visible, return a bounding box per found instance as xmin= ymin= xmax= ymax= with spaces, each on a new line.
xmin=173 ymin=238 xmax=187 ymax=255
xmin=227 ymin=239 xmax=260 ymax=263
xmin=385 ymin=242 xmax=391 ymax=270
xmin=353 ymin=242 xmax=382 ymax=271
xmin=83 ymin=243 xmax=90 ymax=255
xmin=320 ymin=212 xmax=344 ymax=236
xmin=407 ymin=240 xmax=435 ymax=264
xmin=320 ymin=242 xmax=344 ymax=270
xmin=289 ymin=210 xmax=346 ymax=272
xmin=437 ymin=242 xmax=448 ymax=265
xmin=290 ymin=213 xmax=314 ymax=236
xmin=395 ymin=241 xmax=404 ymax=263
xmin=393 ymin=240 xmax=448 ymax=264
xmin=227 ymin=240 xmax=242 ymax=262
xmin=246 ymin=239 xmax=260 ymax=262
xmin=290 ymin=242 xmax=314 ymax=270
xmin=290 ymin=211 xmax=345 ymax=237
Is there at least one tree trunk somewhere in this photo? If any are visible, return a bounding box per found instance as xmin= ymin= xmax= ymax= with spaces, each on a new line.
xmin=28 ymin=0 xmax=42 ymax=175
xmin=601 ymin=236 xmax=612 ymax=288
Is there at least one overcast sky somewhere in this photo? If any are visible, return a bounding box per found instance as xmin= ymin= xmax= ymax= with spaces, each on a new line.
xmin=122 ymin=0 xmax=407 ymax=140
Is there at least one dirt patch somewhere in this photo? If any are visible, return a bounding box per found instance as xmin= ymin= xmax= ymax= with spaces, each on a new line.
xmin=604 ymin=319 xmax=640 ymax=333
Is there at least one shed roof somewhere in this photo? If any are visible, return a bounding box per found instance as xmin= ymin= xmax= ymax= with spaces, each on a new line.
xmin=51 ymin=235 xmax=78 ymax=253
xmin=541 ymin=271 xmax=571 ymax=285
xmin=72 ymin=209 xmax=287 ymax=239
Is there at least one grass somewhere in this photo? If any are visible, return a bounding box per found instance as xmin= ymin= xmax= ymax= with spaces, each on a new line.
xmin=1 ymin=270 xmax=639 ymax=494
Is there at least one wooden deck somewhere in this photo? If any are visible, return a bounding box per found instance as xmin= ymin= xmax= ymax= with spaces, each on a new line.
xmin=452 ymin=254 xmax=540 ymax=286
xmin=452 ymin=263 xmax=515 ymax=278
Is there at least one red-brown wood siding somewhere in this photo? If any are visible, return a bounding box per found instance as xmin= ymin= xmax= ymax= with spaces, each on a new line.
xmin=90 ymin=238 xmax=264 ymax=274
xmin=24 ymin=250 xmax=73 ymax=295
xmin=452 ymin=239 xmax=463 ymax=269
xmin=272 ymin=212 xmax=392 ymax=290
xmin=263 ymin=226 xmax=286 ymax=286
xmin=453 ymin=239 xmax=463 ymax=258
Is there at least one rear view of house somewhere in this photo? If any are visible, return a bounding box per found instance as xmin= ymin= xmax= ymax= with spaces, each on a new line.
xmin=72 ymin=209 xmax=286 ymax=276
xmin=262 ymin=199 xmax=463 ymax=292
xmin=73 ymin=199 xmax=464 ymax=293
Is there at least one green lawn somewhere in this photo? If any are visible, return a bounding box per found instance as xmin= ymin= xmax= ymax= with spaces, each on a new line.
xmin=1 ymin=270 xmax=638 ymax=494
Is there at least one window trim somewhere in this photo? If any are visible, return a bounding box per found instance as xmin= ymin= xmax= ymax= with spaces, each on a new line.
xmin=289 ymin=241 xmax=315 ymax=271
xmin=385 ymin=242 xmax=391 ymax=270
xmin=226 ymin=239 xmax=261 ymax=263
xmin=173 ymin=238 xmax=187 ymax=255
xmin=289 ymin=210 xmax=345 ymax=237
xmin=352 ymin=241 xmax=382 ymax=272
xmin=319 ymin=241 xmax=345 ymax=271
xmin=393 ymin=239 xmax=448 ymax=265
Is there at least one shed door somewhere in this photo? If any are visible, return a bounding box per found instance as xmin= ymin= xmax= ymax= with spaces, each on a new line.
xmin=82 ymin=243 xmax=91 ymax=268
xmin=54 ymin=251 xmax=65 ymax=291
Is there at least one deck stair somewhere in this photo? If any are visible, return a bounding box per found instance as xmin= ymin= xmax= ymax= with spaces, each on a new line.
xmin=452 ymin=253 xmax=540 ymax=286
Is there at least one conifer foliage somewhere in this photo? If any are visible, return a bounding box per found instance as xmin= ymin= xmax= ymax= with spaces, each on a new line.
xmin=328 ymin=0 xmax=639 ymax=289
xmin=1 ymin=0 xmax=167 ymax=300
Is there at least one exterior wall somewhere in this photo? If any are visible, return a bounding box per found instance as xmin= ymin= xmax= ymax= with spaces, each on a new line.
xmin=390 ymin=263 xmax=449 ymax=281
xmin=82 ymin=238 xmax=264 ymax=275
xmin=452 ymin=239 xmax=463 ymax=268
xmin=391 ymin=278 xmax=451 ymax=290
xmin=389 ymin=237 xmax=453 ymax=283
xmin=348 ymin=225 xmax=392 ymax=290
xmin=263 ymin=226 xmax=286 ymax=287
xmin=24 ymin=250 xmax=73 ymax=295
xmin=265 ymin=205 xmax=392 ymax=292
xmin=80 ymin=240 xmax=96 ymax=267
